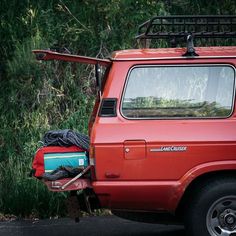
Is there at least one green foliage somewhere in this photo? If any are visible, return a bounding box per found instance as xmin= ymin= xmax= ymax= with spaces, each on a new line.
xmin=0 ymin=0 xmax=236 ymax=217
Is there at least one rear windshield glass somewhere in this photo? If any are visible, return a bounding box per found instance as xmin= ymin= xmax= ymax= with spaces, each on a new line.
xmin=122 ymin=65 xmax=235 ymax=119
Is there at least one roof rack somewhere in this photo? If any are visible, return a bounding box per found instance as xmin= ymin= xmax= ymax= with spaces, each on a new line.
xmin=136 ymin=15 xmax=236 ymax=56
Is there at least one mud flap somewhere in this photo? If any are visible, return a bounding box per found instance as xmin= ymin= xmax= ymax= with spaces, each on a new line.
xmin=66 ymin=193 xmax=82 ymax=222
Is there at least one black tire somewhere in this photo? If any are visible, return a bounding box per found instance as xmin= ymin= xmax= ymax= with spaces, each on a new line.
xmin=184 ymin=177 xmax=236 ymax=236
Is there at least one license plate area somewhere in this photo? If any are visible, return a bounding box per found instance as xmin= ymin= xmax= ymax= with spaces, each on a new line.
xmin=45 ymin=178 xmax=92 ymax=192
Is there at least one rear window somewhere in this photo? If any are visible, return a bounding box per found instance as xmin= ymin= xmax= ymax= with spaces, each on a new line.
xmin=121 ymin=65 xmax=235 ymax=119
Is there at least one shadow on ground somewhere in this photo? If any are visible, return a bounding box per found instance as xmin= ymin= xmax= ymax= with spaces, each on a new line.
xmin=0 ymin=216 xmax=186 ymax=236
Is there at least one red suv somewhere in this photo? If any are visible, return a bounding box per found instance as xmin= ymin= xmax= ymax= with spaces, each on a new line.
xmin=32 ymin=16 xmax=236 ymax=236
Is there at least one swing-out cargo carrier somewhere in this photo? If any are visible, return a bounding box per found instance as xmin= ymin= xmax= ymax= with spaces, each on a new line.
xmin=32 ymin=16 xmax=236 ymax=236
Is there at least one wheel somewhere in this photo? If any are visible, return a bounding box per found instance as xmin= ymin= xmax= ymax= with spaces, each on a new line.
xmin=184 ymin=177 xmax=236 ymax=236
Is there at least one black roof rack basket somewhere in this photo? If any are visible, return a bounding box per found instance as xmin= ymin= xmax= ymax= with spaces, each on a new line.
xmin=136 ymin=15 xmax=236 ymax=56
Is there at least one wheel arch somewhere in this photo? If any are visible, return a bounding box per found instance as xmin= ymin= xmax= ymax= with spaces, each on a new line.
xmin=176 ymin=169 xmax=236 ymax=220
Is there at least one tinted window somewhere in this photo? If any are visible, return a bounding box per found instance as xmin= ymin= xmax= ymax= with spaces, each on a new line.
xmin=122 ymin=66 xmax=235 ymax=118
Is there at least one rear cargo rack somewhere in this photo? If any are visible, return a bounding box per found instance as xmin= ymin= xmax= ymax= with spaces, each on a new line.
xmin=136 ymin=16 xmax=236 ymax=56
xmin=46 ymin=165 xmax=92 ymax=192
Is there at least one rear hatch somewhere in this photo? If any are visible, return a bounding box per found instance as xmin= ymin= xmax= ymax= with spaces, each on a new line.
xmin=32 ymin=49 xmax=111 ymax=192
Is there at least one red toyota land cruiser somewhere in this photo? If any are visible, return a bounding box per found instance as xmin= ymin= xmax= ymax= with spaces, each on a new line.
xmin=32 ymin=16 xmax=236 ymax=236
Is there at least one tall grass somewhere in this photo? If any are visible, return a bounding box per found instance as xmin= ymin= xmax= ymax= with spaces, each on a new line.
xmin=0 ymin=34 xmax=95 ymax=217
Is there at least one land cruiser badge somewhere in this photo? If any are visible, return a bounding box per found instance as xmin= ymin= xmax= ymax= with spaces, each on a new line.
xmin=150 ymin=146 xmax=187 ymax=152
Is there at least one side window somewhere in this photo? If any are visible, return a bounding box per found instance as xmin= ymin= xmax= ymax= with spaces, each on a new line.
xmin=121 ymin=65 xmax=235 ymax=119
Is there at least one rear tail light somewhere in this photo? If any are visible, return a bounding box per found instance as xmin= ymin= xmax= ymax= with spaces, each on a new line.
xmin=89 ymin=145 xmax=95 ymax=166
xmin=89 ymin=145 xmax=96 ymax=180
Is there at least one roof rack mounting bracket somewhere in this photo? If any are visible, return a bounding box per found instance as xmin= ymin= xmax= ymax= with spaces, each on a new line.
xmin=182 ymin=35 xmax=199 ymax=57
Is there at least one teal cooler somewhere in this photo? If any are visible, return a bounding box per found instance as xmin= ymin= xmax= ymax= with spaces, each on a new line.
xmin=44 ymin=152 xmax=88 ymax=173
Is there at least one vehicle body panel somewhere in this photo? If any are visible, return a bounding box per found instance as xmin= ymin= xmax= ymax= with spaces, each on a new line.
xmin=90 ymin=49 xmax=236 ymax=212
